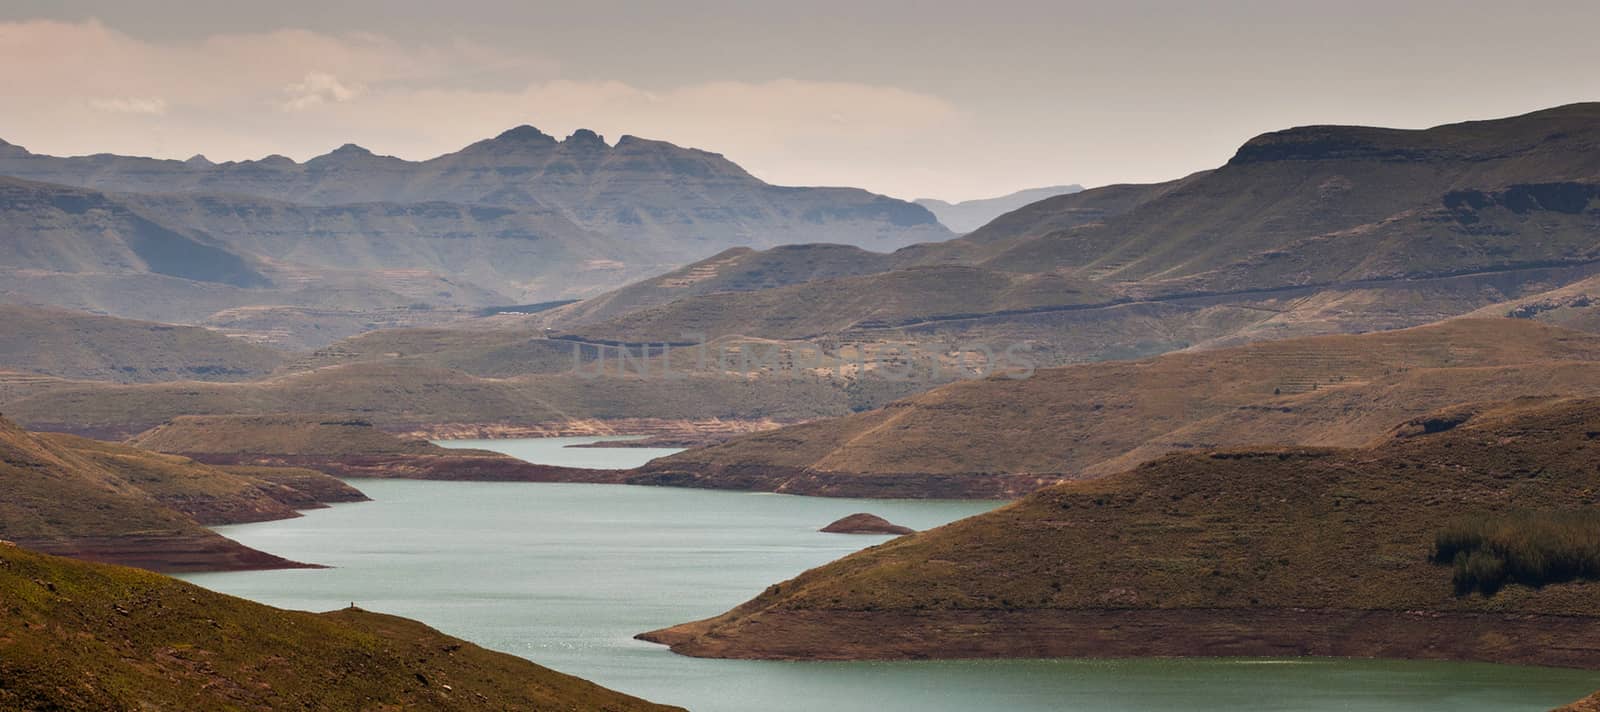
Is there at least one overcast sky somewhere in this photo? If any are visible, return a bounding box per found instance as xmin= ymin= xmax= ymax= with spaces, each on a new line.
xmin=2 ymin=1 xmax=1597 ymax=201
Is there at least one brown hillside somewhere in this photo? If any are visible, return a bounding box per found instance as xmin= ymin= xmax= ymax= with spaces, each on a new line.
xmin=126 ymin=414 xmax=638 ymax=484
xmin=0 ymin=303 xmax=285 ymax=383
xmin=636 ymin=319 xmax=1600 ymax=497
xmin=0 ymin=416 xmax=350 ymax=572
xmin=0 ymin=360 xmax=916 ymax=440
xmin=642 ymin=397 xmax=1600 ymax=667
xmin=0 ymin=544 xmax=681 ymax=711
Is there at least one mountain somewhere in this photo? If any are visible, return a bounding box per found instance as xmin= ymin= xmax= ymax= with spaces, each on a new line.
xmin=555 ymin=104 xmax=1600 ymax=370
xmin=0 ymin=174 xmax=637 ymax=345
xmin=0 ymin=126 xmax=950 ymax=346
xmin=641 ymin=397 xmax=1600 ymax=668
xmin=0 ymin=303 xmax=286 ymax=382
xmin=0 ymin=127 xmax=949 ymax=292
xmin=915 ymin=184 xmax=1084 ymax=233
xmin=0 ymin=544 xmax=681 ymax=711
xmin=0 ymin=416 xmax=361 ymax=572
xmin=632 ymin=319 xmax=1600 ymax=497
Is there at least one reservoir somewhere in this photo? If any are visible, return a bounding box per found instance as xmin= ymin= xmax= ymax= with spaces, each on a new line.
xmin=183 ymin=437 xmax=1600 ymax=711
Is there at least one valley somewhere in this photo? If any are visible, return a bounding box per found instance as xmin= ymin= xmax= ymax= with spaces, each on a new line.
xmin=4 ymin=80 xmax=1600 ymax=711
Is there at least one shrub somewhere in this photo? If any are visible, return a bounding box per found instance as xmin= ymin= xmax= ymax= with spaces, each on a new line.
xmin=1433 ymin=510 xmax=1600 ymax=595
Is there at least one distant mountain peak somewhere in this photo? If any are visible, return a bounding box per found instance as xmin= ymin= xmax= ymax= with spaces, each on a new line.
xmin=564 ymin=129 xmax=608 ymax=148
xmin=330 ymin=143 xmax=372 ymax=156
xmin=0 ymin=138 xmax=30 ymax=157
xmin=492 ymin=125 xmax=557 ymax=145
xmin=306 ymin=143 xmax=385 ymax=167
xmin=184 ymin=154 xmax=214 ymax=166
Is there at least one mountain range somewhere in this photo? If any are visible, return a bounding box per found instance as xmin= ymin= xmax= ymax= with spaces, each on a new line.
xmin=543 ymin=104 xmax=1600 ymax=371
xmin=0 ymin=128 xmax=948 ymax=346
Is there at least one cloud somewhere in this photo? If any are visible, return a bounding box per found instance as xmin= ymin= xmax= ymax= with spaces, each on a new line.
xmin=280 ymin=72 xmax=362 ymax=111
xmin=87 ymin=97 xmax=168 ymax=115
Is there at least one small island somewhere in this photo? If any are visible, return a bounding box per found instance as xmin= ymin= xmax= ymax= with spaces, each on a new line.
xmin=821 ymin=513 xmax=916 ymax=536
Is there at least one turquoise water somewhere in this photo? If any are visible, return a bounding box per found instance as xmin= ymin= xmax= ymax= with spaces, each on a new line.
xmin=181 ymin=437 xmax=1600 ymax=711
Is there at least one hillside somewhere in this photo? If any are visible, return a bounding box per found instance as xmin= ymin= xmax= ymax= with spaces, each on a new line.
xmin=0 ymin=303 xmax=285 ymax=382
xmin=539 ymin=243 xmax=898 ymax=330
xmin=634 ymin=319 xmax=1600 ymax=497
xmin=0 ymin=416 xmax=360 ymax=572
xmin=0 ymin=356 xmax=926 ymax=440
xmin=915 ymin=184 xmax=1085 ymax=233
xmin=126 ymin=414 xmax=655 ymax=483
xmin=559 ymin=104 xmax=1600 ymax=369
xmin=641 ymin=397 xmax=1600 ymax=667
xmin=565 ymin=265 xmax=1113 ymax=343
xmin=0 ymin=544 xmax=680 ymax=711
xmin=1464 ymin=273 xmax=1600 ymax=333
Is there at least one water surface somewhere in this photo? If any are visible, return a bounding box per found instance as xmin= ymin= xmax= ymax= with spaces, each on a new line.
xmin=184 ymin=437 xmax=1600 ymax=711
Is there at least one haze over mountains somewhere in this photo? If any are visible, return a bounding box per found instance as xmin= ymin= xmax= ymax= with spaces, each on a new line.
xmin=0 ymin=128 xmax=948 ymax=346
xmin=915 ymin=184 xmax=1084 ymax=233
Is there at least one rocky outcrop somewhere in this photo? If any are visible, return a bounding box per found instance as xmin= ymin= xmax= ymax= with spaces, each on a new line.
xmin=820 ymin=513 xmax=915 ymax=535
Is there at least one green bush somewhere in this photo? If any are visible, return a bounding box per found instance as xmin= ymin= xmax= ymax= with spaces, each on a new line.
xmin=1433 ymin=510 xmax=1600 ymax=595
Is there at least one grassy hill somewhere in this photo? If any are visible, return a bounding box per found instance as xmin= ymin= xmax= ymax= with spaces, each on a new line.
xmin=636 ymin=319 xmax=1600 ymax=497
xmin=0 ymin=304 xmax=286 ymax=383
xmin=0 ymin=544 xmax=681 ymax=711
xmin=641 ymin=397 xmax=1600 ymax=668
xmin=0 ymin=416 xmax=363 ymax=572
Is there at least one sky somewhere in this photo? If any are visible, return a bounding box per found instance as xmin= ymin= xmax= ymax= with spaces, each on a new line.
xmin=1 ymin=1 xmax=1598 ymax=201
